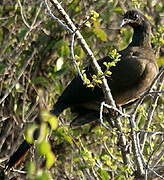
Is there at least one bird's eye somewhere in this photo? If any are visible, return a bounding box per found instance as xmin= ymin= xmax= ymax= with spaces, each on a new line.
xmin=134 ymin=14 xmax=139 ymax=19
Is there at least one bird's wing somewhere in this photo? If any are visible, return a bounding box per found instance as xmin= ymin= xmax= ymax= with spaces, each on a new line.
xmin=108 ymin=47 xmax=156 ymax=89
xmin=108 ymin=47 xmax=158 ymax=105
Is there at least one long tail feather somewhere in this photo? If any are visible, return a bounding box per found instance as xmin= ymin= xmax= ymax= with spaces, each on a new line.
xmin=5 ymin=140 xmax=32 ymax=171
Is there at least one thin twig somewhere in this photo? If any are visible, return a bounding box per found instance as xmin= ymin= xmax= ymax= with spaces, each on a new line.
xmin=137 ymin=130 xmax=164 ymax=136
xmin=45 ymin=0 xmax=73 ymax=33
xmin=126 ymin=68 xmax=164 ymax=176
xmin=128 ymin=114 xmax=145 ymax=176
xmin=17 ymin=0 xmax=30 ymax=28
xmin=151 ymin=144 xmax=164 ymax=168
xmin=0 ymin=49 xmax=36 ymax=105
xmin=148 ymin=90 xmax=164 ymax=94
xmin=102 ymin=102 xmax=130 ymax=118
xmin=70 ymin=33 xmax=84 ymax=81
xmin=140 ymin=68 xmax=164 ymax=150
xmin=99 ymin=102 xmax=113 ymax=130
xmin=148 ymin=167 xmax=164 ymax=179
xmin=24 ymin=2 xmax=44 ymax=39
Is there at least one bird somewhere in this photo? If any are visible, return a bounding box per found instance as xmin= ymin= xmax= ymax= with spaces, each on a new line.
xmin=4 ymin=10 xmax=158 ymax=170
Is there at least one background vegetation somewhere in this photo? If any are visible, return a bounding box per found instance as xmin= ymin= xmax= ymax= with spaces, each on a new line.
xmin=0 ymin=0 xmax=163 ymax=179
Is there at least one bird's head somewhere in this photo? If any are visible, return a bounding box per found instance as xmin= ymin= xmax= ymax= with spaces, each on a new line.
xmin=121 ymin=10 xmax=149 ymax=28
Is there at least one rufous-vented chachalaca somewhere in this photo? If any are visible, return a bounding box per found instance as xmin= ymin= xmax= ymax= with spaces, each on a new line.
xmin=5 ymin=10 xmax=158 ymax=170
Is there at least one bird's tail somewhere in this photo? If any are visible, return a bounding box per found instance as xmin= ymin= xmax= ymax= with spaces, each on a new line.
xmin=5 ymin=140 xmax=32 ymax=171
xmin=4 ymin=125 xmax=41 ymax=171
xmin=4 ymin=105 xmax=64 ymax=171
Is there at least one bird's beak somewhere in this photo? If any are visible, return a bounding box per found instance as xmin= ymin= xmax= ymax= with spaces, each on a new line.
xmin=120 ymin=18 xmax=132 ymax=27
xmin=120 ymin=19 xmax=129 ymax=27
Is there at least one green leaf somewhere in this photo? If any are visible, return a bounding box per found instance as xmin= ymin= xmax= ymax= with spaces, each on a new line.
xmin=80 ymin=148 xmax=95 ymax=166
xmin=36 ymin=170 xmax=51 ymax=180
xmin=38 ymin=140 xmax=51 ymax=155
xmin=18 ymin=28 xmax=28 ymax=40
xmin=45 ymin=152 xmax=56 ymax=168
xmin=157 ymin=56 xmax=164 ymax=66
xmin=98 ymin=168 xmax=109 ymax=180
xmin=38 ymin=140 xmax=56 ymax=168
xmin=113 ymin=7 xmax=124 ymax=14
xmin=106 ymin=71 xmax=112 ymax=76
xmin=82 ymin=72 xmax=91 ymax=85
xmin=56 ymin=57 xmax=64 ymax=71
xmin=63 ymin=134 xmax=73 ymax=144
xmin=95 ymin=79 xmax=102 ymax=84
xmin=74 ymin=46 xmax=85 ymax=59
xmin=55 ymin=40 xmax=70 ymax=57
xmin=32 ymin=77 xmax=49 ymax=86
xmin=26 ymin=161 xmax=36 ymax=178
xmin=93 ymin=28 xmax=107 ymax=42
xmin=37 ymin=123 xmax=49 ymax=142
xmin=55 ymin=126 xmax=73 ymax=144
xmin=41 ymin=110 xmax=58 ymax=130
xmin=0 ymin=64 xmax=5 ymax=73
xmin=90 ymin=10 xmax=99 ymax=18
xmin=25 ymin=124 xmax=38 ymax=144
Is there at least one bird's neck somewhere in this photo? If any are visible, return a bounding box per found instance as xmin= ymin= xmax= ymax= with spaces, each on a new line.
xmin=130 ymin=25 xmax=151 ymax=47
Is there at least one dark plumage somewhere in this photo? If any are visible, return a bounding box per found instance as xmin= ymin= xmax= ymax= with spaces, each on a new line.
xmin=5 ymin=10 xmax=158 ymax=170
xmin=52 ymin=10 xmax=158 ymax=126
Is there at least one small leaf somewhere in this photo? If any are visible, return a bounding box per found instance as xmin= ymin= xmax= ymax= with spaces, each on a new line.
xmin=87 ymin=84 xmax=94 ymax=88
xmin=46 ymin=152 xmax=56 ymax=168
xmin=98 ymin=168 xmax=109 ymax=180
xmin=95 ymin=79 xmax=102 ymax=84
xmin=36 ymin=170 xmax=51 ymax=180
xmin=0 ymin=64 xmax=5 ymax=73
xmin=106 ymin=71 xmax=112 ymax=76
xmin=55 ymin=40 xmax=70 ymax=57
xmin=93 ymin=28 xmax=107 ymax=42
xmin=37 ymin=122 xmax=48 ymax=142
xmin=63 ymin=134 xmax=73 ymax=144
xmin=56 ymin=57 xmax=63 ymax=71
xmin=32 ymin=77 xmax=49 ymax=86
xmin=38 ymin=140 xmax=56 ymax=168
xmin=25 ymin=124 xmax=38 ymax=144
xmin=55 ymin=126 xmax=73 ymax=144
xmin=38 ymin=141 xmax=51 ymax=154
xmin=89 ymin=10 xmax=99 ymax=19
xmin=26 ymin=161 xmax=36 ymax=178
xmin=41 ymin=110 xmax=58 ymax=130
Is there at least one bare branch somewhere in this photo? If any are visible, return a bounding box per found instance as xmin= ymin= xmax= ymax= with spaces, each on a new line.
xmin=126 ymin=68 xmax=164 ymax=177
xmin=102 ymin=102 xmax=130 ymax=118
xmin=140 ymin=68 xmax=164 ymax=150
xmin=0 ymin=49 xmax=36 ymax=105
xmin=70 ymin=33 xmax=84 ymax=81
xmin=17 ymin=0 xmax=30 ymax=28
xmin=45 ymin=0 xmax=73 ymax=33
xmin=99 ymin=102 xmax=113 ymax=130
